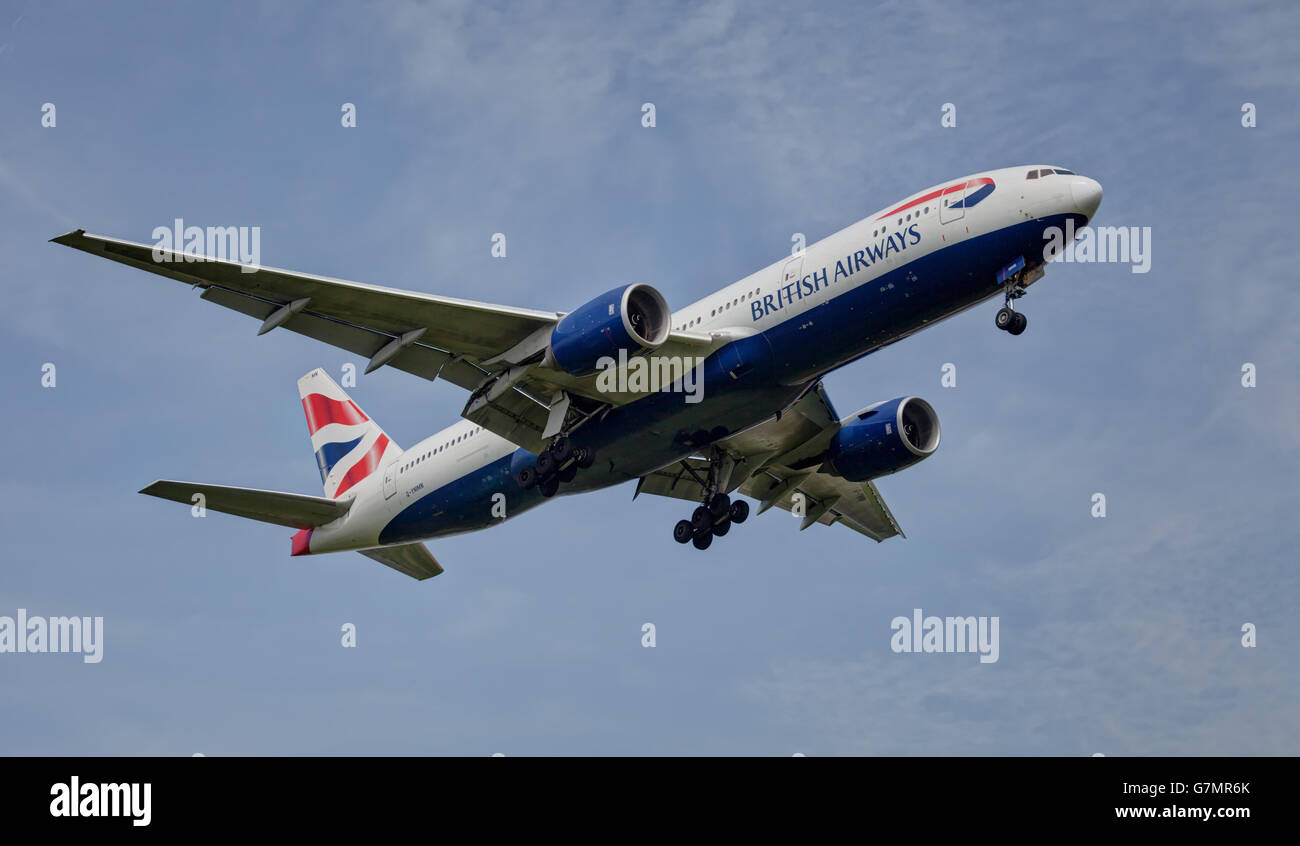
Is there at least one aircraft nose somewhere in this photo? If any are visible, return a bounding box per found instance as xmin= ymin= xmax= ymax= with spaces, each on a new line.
xmin=1069 ymin=176 xmax=1103 ymax=220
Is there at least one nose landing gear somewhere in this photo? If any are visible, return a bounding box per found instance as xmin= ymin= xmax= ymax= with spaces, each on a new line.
xmin=995 ymin=257 xmax=1030 ymax=336
xmin=995 ymin=306 xmax=1027 ymax=335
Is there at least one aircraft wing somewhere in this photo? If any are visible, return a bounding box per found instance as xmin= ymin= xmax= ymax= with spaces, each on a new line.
xmin=633 ymin=382 xmax=905 ymax=542
xmin=52 ymin=230 xmax=717 ymax=454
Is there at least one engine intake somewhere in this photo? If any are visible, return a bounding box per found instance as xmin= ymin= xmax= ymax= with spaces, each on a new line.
xmin=827 ymin=396 xmax=940 ymax=482
xmin=547 ymin=284 xmax=672 ymax=376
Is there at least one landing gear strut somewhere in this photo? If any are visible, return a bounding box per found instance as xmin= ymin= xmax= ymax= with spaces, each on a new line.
xmin=514 ymin=433 xmax=596 ymax=497
xmin=669 ymin=449 xmax=751 ymax=550
xmin=995 ymin=264 xmax=1029 ymax=336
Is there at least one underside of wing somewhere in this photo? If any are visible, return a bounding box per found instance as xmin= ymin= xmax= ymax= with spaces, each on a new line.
xmin=53 ymin=230 xmax=723 ymax=453
xmin=634 ymin=382 xmax=905 ymax=543
xmin=739 ymin=472 xmax=903 ymax=541
xmin=52 ymin=230 xmax=556 ymax=372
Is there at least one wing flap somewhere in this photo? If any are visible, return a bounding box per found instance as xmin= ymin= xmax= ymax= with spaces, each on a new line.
xmin=634 ymin=458 xmax=712 ymax=503
xmin=461 ymin=386 xmax=550 ymax=454
xmin=197 ymin=286 xmax=489 ymax=390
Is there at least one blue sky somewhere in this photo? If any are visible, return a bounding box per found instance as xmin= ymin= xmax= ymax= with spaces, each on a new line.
xmin=1 ymin=0 xmax=1297 ymax=755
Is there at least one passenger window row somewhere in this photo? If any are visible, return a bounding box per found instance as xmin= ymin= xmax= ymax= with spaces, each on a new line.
xmin=875 ymin=205 xmax=928 ymax=238
xmin=676 ymin=287 xmax=762 ymax=330
xmin=401 ymin=427 xmax=483 ymax=473
xmin=678 ymin=198 xmax=940 ymax=331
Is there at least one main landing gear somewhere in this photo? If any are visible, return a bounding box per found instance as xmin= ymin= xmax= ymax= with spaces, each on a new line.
xmin=514 ymin=434 xmax=596 ymax=498
xmin=670 ymin=450 xmax=750 ymax=550
xmin=672 ymin=495 xmax=750 ymax=550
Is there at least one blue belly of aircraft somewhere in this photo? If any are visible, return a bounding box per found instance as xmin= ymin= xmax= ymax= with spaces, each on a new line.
xmin=378 ymin=213 xmax=1082 ymax=545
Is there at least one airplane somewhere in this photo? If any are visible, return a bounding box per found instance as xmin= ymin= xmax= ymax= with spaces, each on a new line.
xmin=52 ymin=164 xmax=1101 ymax=580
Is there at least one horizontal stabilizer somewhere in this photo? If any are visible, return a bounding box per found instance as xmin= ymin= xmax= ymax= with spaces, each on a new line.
xmin=358 ymin=543 xmax=445 ymax=580
xmin=139 ymin=480 xmax=352 ymax=529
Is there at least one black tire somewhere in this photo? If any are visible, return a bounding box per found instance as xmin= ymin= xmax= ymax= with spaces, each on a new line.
xmin=575 ymin=446 xmax=595 ymax=469
xmin=729 ymin=499 xmax=750 ymax=524
xmin=708 ymin=492 xmax=730 ymax=519
xmin=691 ymin=531 xmax=713 ymax=550
xmin=549 ymin=435 xmax=573 ymax=464
xmin=712 ymin=519 xmax=730 ymax=537
xmin=995 ymin=307 xmax=1015 ymax=331
xmin=1008 ymin=311 xmax=1028 ymax=335
xmin=558 ymin=462 xmax=577 ymax=483
xmin=535 ymin=450 xmax=555 ymax=478
xmin=539 ymin=477 xmax=559 ymax=498
xmin=515 ymin=465 xmax=538 ymax=490
xmin=673 ymin=520 xmax=694 ymax=544
xmin=691 ymin=506 xmax=713 ymax=533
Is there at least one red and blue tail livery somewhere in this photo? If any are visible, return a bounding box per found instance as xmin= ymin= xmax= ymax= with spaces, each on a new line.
xmin=297 ymin=369 xmax=400 ymax=499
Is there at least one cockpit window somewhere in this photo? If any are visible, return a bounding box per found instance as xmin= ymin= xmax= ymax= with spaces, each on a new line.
xmin=1054 ymin=168 xmax=1075 ymax=175
xmin=1026 ymin=170 xmax=1039 ymax=179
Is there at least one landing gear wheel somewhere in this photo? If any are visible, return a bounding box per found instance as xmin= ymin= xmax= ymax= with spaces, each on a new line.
xmin=691 ymin=506 xmax=713 ymax=533
xmin=515 ymin=465 xmax=538 ymax=490
xmin=995 ymin=307 xmax=1015 ymax=331
xmin=729 ymin=499 xmax=750 ymax=524
xmin=558 ymin=462 xmax=578 ymax=483
xmin=673 ymin=520 xmax=694 ymax=544
xmin=575 ymin=446 xmax=595 ymax=469
xmin=708 ymin=492 xmax=731 ymax=519
xmin=535 ymin=451 xmax=555 ymax=478
xmin=1008 ymin=312 xmax=1028 ymax=335
xmin=712 ymin=519 xmax=730 ymax=537
xmin=539 ymin=477 xmax=559 ymax=498
xmin=549 ymin=435 xmax=573 ymax=464
xmin=691 ymin=531 xmax=713 ymax=550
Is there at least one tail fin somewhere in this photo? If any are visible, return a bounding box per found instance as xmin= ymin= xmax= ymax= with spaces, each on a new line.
xmin=298 ymin=368 xmax=401 ymax=498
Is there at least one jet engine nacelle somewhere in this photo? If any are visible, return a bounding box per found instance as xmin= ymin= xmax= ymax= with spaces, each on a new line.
xmin=827 ymin=397 xmax=941 ymax=482
xmin=546 ymin=284 xmax=672 ymax=376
